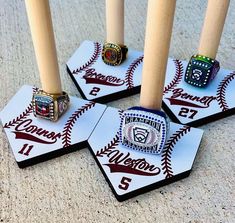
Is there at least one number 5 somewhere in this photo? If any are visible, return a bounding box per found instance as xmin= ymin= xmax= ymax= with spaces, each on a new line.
xmin=118 ymin=177 xmax=132 ymax=190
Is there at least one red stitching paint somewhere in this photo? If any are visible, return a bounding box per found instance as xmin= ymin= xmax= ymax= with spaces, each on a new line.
xmin=3 ymin=104 xmax=33 ymax=129
xmin=216 ymin=71 xmax=235 ymax=111
xmin=125 ymin=55 xmax=144 ymax=89
xmin=163 ymin=60 xmax=184 ymax=95
xmin=62 ymin=101 xmax=96 ymax=148
xmin=32 ymin=86 xmax=38 ymax=94
xmin=72 ymin=42 xmax=101 ymax=75
xmin=97 ymin=110 xmax=122 ymax=155
xmin=96 ymin=134 xmax=119 ymax=157
xmin=161 ymin=125 xmax=191 ymax=179
xmin=3 ymin=87 xmax=38 ymax=129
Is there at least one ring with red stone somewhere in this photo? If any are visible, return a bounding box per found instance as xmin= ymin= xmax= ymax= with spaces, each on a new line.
xmin=102 ymin=42 xmax=128 ymax=66
xmin=32 ymin=89 xmax=70 ymax=122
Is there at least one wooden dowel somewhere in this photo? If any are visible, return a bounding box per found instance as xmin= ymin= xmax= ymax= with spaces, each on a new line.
xmin=140 ymin=0 xmax=176 ymax=110
xmin=198 ymin=0 xmax=230 ymax=59
xmin=25 ymin=0 xmax=62 ymax=94
xmin=106 ymin=0 xmax=124 ymax=45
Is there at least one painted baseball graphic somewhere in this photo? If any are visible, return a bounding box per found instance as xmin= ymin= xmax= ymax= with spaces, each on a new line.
xmin=67 ymin=40 xmax=143 ymax=102
xmin=163 ymin=60 xmax=235 ymax=125
xmin=0 ymin=85 xmax=106 ymax=167
xmin=67 ymin=41 xmax=235 ymax=126
xmin=88 ymin=107 xmax=203 ymax=201
xmin=216 ymin=71 xmax=235 ymax=111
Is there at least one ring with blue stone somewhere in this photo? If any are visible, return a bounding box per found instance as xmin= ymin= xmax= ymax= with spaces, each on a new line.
xmin=32 ymin=89 xmax=70 ymax=122
xmin=119 ymin=107 xmax=169 ymax=155
xmin=185 ymin=54 xmax=220 ymax=87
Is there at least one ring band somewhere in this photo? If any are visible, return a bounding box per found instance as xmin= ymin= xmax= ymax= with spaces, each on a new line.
xmin=185 ymin=54 xmax=220 ymax=87
xmin=32 ymin=89 xmax=70 ymax=122
xmin=120 ymin=107 xmax=169 ymax=155
xmin=102 ymin=42 xmax=128 ymax=66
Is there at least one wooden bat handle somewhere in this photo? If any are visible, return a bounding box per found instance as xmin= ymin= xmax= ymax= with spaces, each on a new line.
xmin=140 ymin=0 xmax=176 ymax=110
xmin=106 ymin=0 xmax=124 ymax=45
xmin=198 ymin=0 xmax=230 ymax=59
xmin=25 ymin=0 xmax=62 ymax=94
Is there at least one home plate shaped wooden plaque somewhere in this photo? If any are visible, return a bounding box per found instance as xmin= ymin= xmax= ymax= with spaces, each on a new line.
xmin=67 ymin=42 xmax=235 ymax=126
xmin=0 ymin=85 xmax=106 ymax=168
xmin=66 ymin=40 xmax=143 ymax=103
xmin=163 ymin=61 xmax=235 ymax=126
xmin=88 ymin=107 xmax=203 ymax=201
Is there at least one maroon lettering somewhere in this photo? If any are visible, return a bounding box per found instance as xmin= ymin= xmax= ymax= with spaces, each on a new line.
xmin=178 ymin=107 xmax=198 ymax=119
xmin=118 ymin=177 xmax=132 ymax=190
xmin=18 ymin=144 xmax=33 ymax=156
xmin=167 ymin=88 xmax=216 ymax=108
xmin=108 ymin=150 xmax=130 ymax=164
xmin=83 ymin=68 xmax=125 ymax=86
xmin=89 ymin=87 xmax=101 ymax=96
xmin=105 ymin=150 xmax=161 ymax=176
xmin=14 ymin=119 xmax=61 ymax=144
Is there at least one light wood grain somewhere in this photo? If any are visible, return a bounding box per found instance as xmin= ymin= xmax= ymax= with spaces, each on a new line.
xmin=140 ymin=0 xmax=176 ymax=110
xmin=25 ymin=0 xmax=62 ymax=94
xmin=106 ymin=0 xmax=124 ymax=45
xmin=198 ymin=0 xmax=230 ymax=59
xmin=0 ymin=0 xmax=235 ymax=222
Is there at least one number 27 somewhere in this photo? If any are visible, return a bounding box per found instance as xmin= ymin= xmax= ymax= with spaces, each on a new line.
xmin=178 ymin=107 xmax=198 ymax=119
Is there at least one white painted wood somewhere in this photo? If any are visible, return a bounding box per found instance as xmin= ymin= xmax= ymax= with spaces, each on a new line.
xmin=88 ymin=107 xmax=203 ymax=199
xmin=0 ymin=85 xmax=106 ymax=164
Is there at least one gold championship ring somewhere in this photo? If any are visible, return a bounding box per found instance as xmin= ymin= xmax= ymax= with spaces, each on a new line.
xmin=32 ymin=89 xmax=70 ymax=122
xmin=102 ymin=42 xmax=128 ymax=66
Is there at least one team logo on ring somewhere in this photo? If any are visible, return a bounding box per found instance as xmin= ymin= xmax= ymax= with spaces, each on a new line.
xmin=120 ymin=109 xmax=168 ymax=154
xmin=133 ymin=127 xmax=149 ymax=144
xmin=102 ymin=43 xmax=122 ymax=66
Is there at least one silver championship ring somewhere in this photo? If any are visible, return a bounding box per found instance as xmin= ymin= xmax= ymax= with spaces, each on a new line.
xmin=119 ymin=107 xmax=169 ymax=154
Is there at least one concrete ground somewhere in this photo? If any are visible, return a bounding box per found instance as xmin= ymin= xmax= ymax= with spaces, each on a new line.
xmin=0 ymin=0 xmax=234 ymax=222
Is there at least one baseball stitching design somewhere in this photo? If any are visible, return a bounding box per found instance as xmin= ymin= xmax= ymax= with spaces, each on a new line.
xmin=216 ymin=71 xmax=235 ymax=111
xmin=163 ymin=59 xmax=184 ymax=95
xmin=62 ymin=101 xmax=96 ymax=148
xmin=32 ymin=86 xmax=38 ymax=94
xmin=3 ymin=104 xmax=33 ymax=129
xmin=125 ymin=55 xmax=144 ymax=89
xmin=72 ymin=42 xmax=101 ymax=75
xmin=3 ymin=87 xmax=38 ymax=129
xmin=96 ymin=134 xmax=119 ymax=157
xmin=161 ymin=125 xmax=191 ymax=179
xmin=95 ymin=110 xmax=122 ymax=157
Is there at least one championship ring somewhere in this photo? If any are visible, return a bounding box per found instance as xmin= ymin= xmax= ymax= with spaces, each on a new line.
xmin=32 ymin=89 xmax=70 ymax=122
xmin=119 ymin=107 xmax=169 ymax=155
xmin=185 ymin=54 xmax=220 ymax=87
xmin=102 ymin=42 xmax=128 ymax=66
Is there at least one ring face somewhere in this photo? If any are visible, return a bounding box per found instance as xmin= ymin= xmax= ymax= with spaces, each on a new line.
xmin=120 ymin=109 xmax=168 ymax=155
xmin=185 ymin=54 xmax=220 ymax=87
xmin=104 ymin=48 xmax=119 ymax=64
xmin=33 ymin=94 xmax=54 ymax=120
xmin=32 ymin=90 xmax=70 ymax=122
xmin=102 ymin=43 xmax=122 ymax=66
xmin=102 ymin=43 xmax=128 ymax=66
